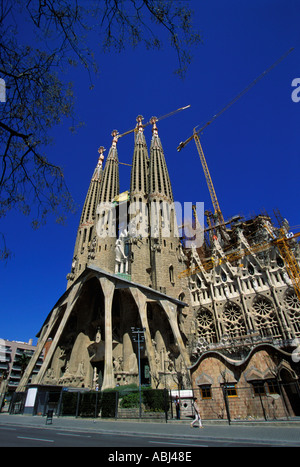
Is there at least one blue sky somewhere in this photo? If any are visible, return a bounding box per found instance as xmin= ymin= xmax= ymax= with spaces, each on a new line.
xmin=1 ymin=0 xmax=299 ymax=344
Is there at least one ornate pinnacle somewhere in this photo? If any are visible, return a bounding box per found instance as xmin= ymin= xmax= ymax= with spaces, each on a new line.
xmin=111 ymin=130 xmax=119 ymax=148
xmin=135 ymin=115 xmax=144 ymax=140
xmin=150 ymin=116 xmax=158 ymax=136
xmin=136 ymin=115 xmax=144 ymax=126
xmin=97 ymin=146 xmax=105 ymax=167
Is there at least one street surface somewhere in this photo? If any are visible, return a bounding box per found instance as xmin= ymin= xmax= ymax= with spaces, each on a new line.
xmin=0 ymin=414 xmax=300 ymax=451
xmin=0 ymin=423 xmax=289 ymax=447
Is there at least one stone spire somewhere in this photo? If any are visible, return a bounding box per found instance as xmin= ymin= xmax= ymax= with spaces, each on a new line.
xmin=80 ymin=146 xmax=105 ymax=225
xmin=130 ymin=115 xmax=149 ymax=197
xmin=98 ymin=130 xmax=120 ymax=204
xmin=149 ymin=117 xmax=173 ymax=203
xmin=127 ymin=116 xmax=151 ymax=286
xmin=91 ymin=130 xmax=120 ymax=274
xmin=66 ymin=147 xmax=105 ymax=287
xmin=148 ymin=118 xmax=184 ymax=297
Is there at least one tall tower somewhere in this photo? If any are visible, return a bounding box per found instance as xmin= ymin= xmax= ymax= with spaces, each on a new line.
xmin=127 ymin=115 xmax=151 ymax=285
xmin=98 ymin=130 xmax=120 ymax=206
xmin=149 ymin=117 xmax=173 ymax=203
xmin=90 ymin=130 xmax=120 ymax=274
xmin=66 ymin=147 xmax=104 ymax=287
xmin=148 ymin=117 xmax=184 ymax=298
xmin=67 ymin=117 xmax=186 ymax=298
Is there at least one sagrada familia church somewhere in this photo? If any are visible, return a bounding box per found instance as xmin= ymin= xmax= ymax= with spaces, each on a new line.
xmin=17 ymin=114 xmax=300 ymax=418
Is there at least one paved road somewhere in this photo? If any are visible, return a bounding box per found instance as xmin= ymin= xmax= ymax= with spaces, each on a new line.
xmin=0 ymin=423 xmax=289 ymax=448
xmin=1 ymin=414 xmax=300 ymax=450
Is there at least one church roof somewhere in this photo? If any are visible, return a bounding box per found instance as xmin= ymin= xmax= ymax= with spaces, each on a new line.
xmin=38 ymin=265 xmax=188 ymax=337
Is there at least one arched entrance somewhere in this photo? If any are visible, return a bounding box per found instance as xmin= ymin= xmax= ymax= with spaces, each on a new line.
xmin=280 ymin=368 xmax=300 ymax=416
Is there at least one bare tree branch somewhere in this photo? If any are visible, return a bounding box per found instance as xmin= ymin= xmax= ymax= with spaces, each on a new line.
xmin=0 ymin=0 xmax=201 ymax=259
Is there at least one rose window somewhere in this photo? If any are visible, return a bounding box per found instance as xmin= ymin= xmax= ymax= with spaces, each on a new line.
xmin=253 ymin=298 xmax=273 ymax=316
xmin=197 ymin=308 xmax=216 ymax=344
xmin=223 ymin=303 xmax=242 ymax=322
xmin=222 ymin=302 xmax=246 ymax=338
xmin=197 ymin=309 xmax=214 ymax=328
xmin=285 ymin=291 xmax=300 ymax=310
xmin=252 ymin=297 xmax=280 ymax=337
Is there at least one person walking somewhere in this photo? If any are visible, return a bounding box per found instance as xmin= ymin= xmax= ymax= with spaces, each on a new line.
xmin=191 ymin=397 xmax=203 ymax=428
xmin=175 ymin=395 xmax=181 ymax=420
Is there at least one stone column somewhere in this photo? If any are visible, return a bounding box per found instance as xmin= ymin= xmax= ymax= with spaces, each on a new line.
xmin=17 ymin=284 xmax=81 ymax=391
xmin=99 ymin=276 xmax=115 ymax=390
xmin=130 ymin=287 xmax=159 ymax=382
xmin=160 ymin=300 xmax=191 ymax=370
xmin=122 ymin=332 xmax=135 ymax=372
xmin=17 ymin=316 xmax=57 ymax=392
xmin=32 ymin=282 xmax=82 ymax=387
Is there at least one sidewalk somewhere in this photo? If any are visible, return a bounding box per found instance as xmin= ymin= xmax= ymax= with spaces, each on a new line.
xmin=1 ymin=413 xmax=300 ymax=446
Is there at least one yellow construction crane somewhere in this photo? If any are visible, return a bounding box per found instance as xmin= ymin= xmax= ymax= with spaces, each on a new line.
xmin=177 ymin=49 xmax=300 ymax=301
xmin=177 ymin=48 xmax=294 ymax=227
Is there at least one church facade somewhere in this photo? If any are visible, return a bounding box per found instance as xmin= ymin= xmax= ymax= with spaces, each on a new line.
xmin=17 ymin=115 xmax=300 ymax=417
xmin=18 ymin=117 xmax=192 ymax=393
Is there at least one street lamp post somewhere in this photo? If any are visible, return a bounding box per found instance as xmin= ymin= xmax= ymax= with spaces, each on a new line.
xmin=131 ymin=327 xmax=145 ymax=418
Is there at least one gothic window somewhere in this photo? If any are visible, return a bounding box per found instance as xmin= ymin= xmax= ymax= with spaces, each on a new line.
xmin=221 ymin=271 xmax=227 ymax=282
xmin=169 ymin=265 xmax=174 ymax=284
xmin=197 ymin=308 xmax=217 ymax=344
xmin=285 ymin=290 xmax=300 ymax=337
xmin=252 ymin=296 xmax=281 ymax=338
xmin=277 ymin=256 xmax=284 ymax=268
xmin=222 ymin=302 xmax=246 ymax=339
xmin=170 ymin=208 xmax=174 ymax=235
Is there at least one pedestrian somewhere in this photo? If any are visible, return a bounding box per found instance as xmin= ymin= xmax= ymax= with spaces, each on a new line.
xmin=191 ymin=397 xmax=203 ymax=428
xmin=175 ymin=395 xmax=181 ymax=420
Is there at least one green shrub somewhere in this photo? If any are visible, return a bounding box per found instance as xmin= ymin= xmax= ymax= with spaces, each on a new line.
xmin=80 ymin=392 xmax=99 ymax=417
xmin=142 ymin=389 xmax=169 ymax=412
xmin=61 ymin=392 xmax=78 ymax=415
xmin=120 ymin=392 xmax=140 ymax=408
xmin=101 ymin=391 xmax=117 ymax=417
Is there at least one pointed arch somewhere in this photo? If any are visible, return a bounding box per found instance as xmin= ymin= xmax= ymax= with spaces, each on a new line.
xmin=222 ymin=301 xmax=247 ymax=339
xmin=196 ymin=307 xmax=217 ymax=344
xmin=252 ymin=295 xmax=281 ymax=338
xmin=284 ymin=289 xmax=300 ymax=337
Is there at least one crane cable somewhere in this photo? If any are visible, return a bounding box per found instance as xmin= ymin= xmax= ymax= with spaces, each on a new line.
xmin=177 ymin=47 xmax=294 ymax=151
